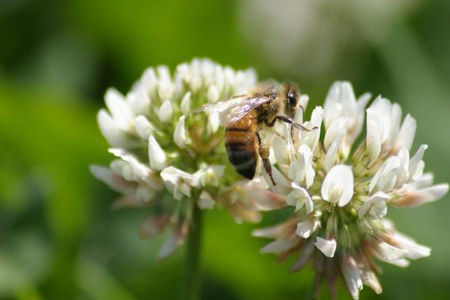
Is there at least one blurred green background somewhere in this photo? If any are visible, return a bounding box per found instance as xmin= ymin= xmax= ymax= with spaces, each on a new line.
xmin=1 ymin=0 xmax=449 ymax=299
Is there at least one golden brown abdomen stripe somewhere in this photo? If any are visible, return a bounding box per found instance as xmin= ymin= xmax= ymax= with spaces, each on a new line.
xmin=225 ymin=119 xmax=258 ymax=180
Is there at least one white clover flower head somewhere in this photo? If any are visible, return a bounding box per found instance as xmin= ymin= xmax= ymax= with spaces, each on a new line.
xmin=255 ymin=81 xmax=448 ymax=299
xmin=91 ymin=58 xmax=273 ymax=258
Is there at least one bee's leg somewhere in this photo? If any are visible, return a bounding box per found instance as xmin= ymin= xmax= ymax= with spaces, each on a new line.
xmin=276 ymin=116 xmax=318 ymax=132
xmin=256 ymin=131 xmax=276 ymax=185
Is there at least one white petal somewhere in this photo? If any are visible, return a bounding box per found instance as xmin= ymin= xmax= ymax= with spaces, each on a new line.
xmin=324 ymin=117 xmax=346 ymax=150
xmin=385 ymin=258 xmax=410 ymax=268
xmin=207 ymin=85 xmax=220 ymax=102
xmin=359 ymin=256 xmax=382 ymax=295
xmin=409 ymin=145 xmax=428 ymax=181
xmin=323 ymin=82 xmax=354 ymax=129
xmin=323 ymin=81 xmax=370 ymax=148
xmin=252 ymin=220 xmax=294 ymax=239
xmin=180 ymin=92 xmax=192 ymax=115
xmin=134 ymin=115 xmax=154 ymax=140
xmin=286 ymin=193 xmax=304 ymax=211
xmin=208 ymin=111 xmax=220 ymax=134
xmin=253 ymin=227 xmax=281 ymax=239
xmin=97 ymin=109 xmax=130 ymax=148
xmin=299 ymin=145 xmax=315 ymax=188
xmin=285 ymin=190 xmax=299 ymax=206
xmin=369 ymin=156 xmax=400 ymax=193
xmin=288 ymin=183 xmax=314 ymax=214
xmin=141 ymin=67 xmax=158 ymax=93
xmin=174 ymin=116 xmax=189 ymax=148
xmin=369 ymin=98 xmax=393 ymax=142
xmin=389 ymin=103 xmax=402 ymax=144
xmin=289 ymin=145 xmax=315 ymax=188
xmin=395 ymin=147 xmax=410 ymax=187
xmin=160 ymin=167 xmax=196 ymax=200
xmin=293 ymin=107 xmax=304 ymax=127
xmin=299 ymin=94 xmax=310 ymax=110
xmin=127 ymin=86 xmax=150 ymax=116
xmin=366 ymin=108 xmax=382 ymax=161
xmin=294 ymin=94 xmax=310 ymax=124
xmin=148 ymin=135 xmax=167 ymax=170
xmin=393 ymin=184 xmax=449 ymax=207
xmin=105 ymin=88 xmax=134 ymax=130
xmin=273 ymin=136 xmax=290 ymax=166
xmin=109 ymin=150 xmax=136 ymax=176
xmin=368 ymin=99 xmax=398 ymax=154
xmin=195 ymin=165 xmax=225 ymax=187
xmin=396 ymin=114 xmax=416 ymax=151
xmin=359 ymin=192 xmax=389 ymax=219
xmin=405 ymin=173 xmax=434 ymax=190
xmin=321 ymin=165 xmax=354 ymax=207
xmin=157 ymin=65 xmax=171 ymax=82
xmin=263 ymin=166 xmax=291 ymax=195
xmin=252 ymin=223 xmax=285 ymax=239
xmin=300 ymin=106 xmax=323 ymax=151
xmin=325 ymin=139 xmax=339 ymax=172
xmin=157 ymin=100 xmax=173 ymax=123
xmin=90 ymin=165 xmax=134 ymax=194
xmin=340 ymin=81 xmax=357 ymax=108
xmin=213 ymin=66 xmax=225 ymax=92
xmin=160 ymin=167 xmax=200 ymax=188
xmin=260 ymin=238 xmax=298 ymax=254
xmin=157 ymin=82 xmax=175 ymax=101
xmin=341 ymin=255 xmax=363 ymax=300
xmin=198 ymin=190 xmax=215 ymax=210
xmin=108 ymin=148 xmax=162 ymax=190
xmin=310 ymin=106 xmax=324 ymax=126
xmin=391 ymin=231 xmax=431 ymax=259
xmin=314 ymin=237 xmax=336 ymax=258
xmin=157 ymin=226 xmax=186 ymax=260
xmin=295 ymin=219 xmax=320 ymax=239
xmin=373 ymin=241 xmax=407 ymax=262
xmin=324 ymin=81 xmax=340 ymax=108
xmin=324 ymin=102 xmax=343 ymax=131
xmin=353 ymin=93 xmax=371 ymax=140
xmin=110 ymin=159 xmax=133 ymax=181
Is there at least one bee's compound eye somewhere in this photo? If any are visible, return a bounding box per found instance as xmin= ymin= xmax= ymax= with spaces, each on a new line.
xmin=288 ymin=92 xmax=297 ymax=107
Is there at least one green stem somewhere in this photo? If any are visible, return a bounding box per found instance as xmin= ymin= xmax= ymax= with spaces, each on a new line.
xmin=184 ymin=201 xmax=203 ymax=300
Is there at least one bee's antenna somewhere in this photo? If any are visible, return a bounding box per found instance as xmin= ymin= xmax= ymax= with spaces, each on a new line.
xmin=276 ymin=116 xmax=317 ymax=132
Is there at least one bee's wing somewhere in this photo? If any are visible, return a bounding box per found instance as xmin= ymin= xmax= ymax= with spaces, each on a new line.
xmin=193 ymin=95 xmax=272 ymax=124
xmin=192 ymin=94 xmax=248 ymax=114
xmin=226 ymin=96 xmax=272 ymax=123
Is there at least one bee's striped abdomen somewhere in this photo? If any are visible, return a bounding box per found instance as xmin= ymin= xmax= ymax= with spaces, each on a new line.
xmin=225 ymin=115 xmax=258 ymax=180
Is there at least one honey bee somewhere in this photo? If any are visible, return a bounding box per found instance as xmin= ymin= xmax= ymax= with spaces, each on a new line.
xmin=197 ymin=82 xmax=315 ymax=185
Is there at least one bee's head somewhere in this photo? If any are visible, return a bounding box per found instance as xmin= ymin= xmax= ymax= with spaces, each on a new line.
xmin=283 ymin=82 xmax=300 ymax=118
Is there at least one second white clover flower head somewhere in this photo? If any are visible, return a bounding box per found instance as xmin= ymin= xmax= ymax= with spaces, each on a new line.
xmin=255 ymin=81 xmax=448 ymax=299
